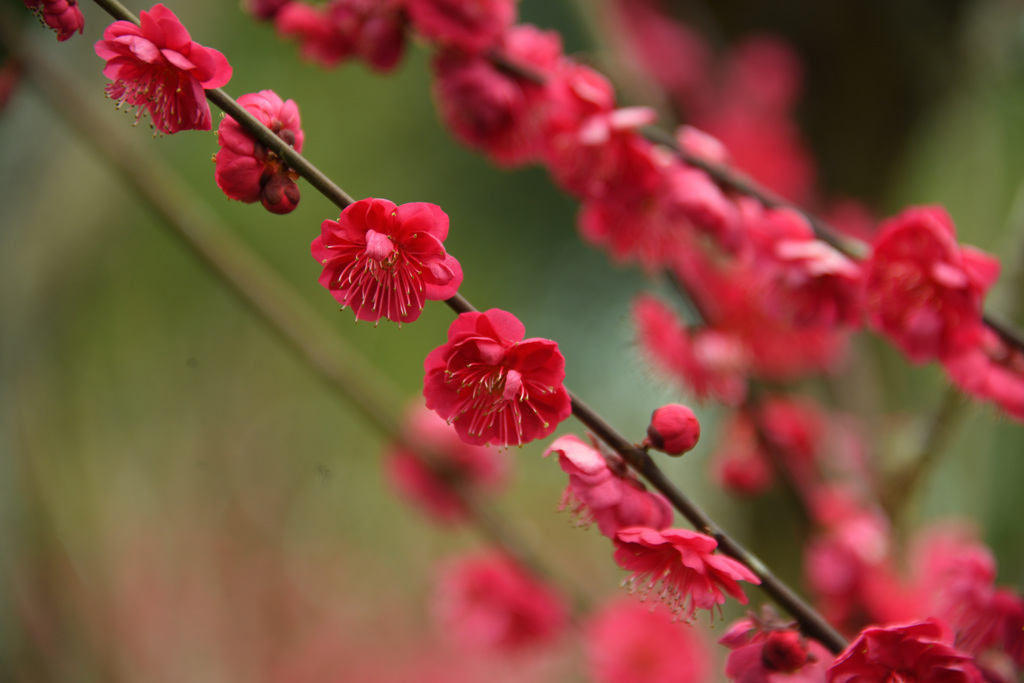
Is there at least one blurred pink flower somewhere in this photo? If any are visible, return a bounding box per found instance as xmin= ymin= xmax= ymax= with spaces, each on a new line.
xmin=431 ymin=24 xmax=562 ymax=168
xmin=384 ymin=403 xmax=508 ymax=524
xmin=433 ymin=552 xmax=568 ymax=652
xmin=406 ymin=0 xmax=516 ymax=53
xmin=275 ymin=0 xmax=405 ymax=71
xmin=827 ymin=619 xmax=983 ymax=683
xmin=585 ymin=597 xmax=711 ymax=683
xmin=721 ymin=616 xmax=832 ymax=683
xmin=863 ymin=205 xmax=1000 ymax=363
xmin=633 ymin=294 xmax=749 ymax=405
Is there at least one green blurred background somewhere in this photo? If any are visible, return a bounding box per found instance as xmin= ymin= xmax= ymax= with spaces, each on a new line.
xmin=2 ymin=0 xmax=1024 ymax=679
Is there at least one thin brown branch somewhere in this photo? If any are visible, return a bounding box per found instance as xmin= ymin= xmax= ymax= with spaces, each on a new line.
xmin=5 ymin=5 xmax=556 ymax=597
xmin=77 ymin=0 xmax=847 ymax=652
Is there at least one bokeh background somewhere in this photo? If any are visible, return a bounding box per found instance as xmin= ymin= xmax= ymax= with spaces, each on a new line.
xmin=2 ymin=0 xmax=1024 ymax=680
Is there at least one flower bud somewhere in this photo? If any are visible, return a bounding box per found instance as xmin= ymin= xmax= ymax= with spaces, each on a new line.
xmin=761 ymin=630 xmax=811 ymax=672
xmin=645 ymin=404 xmax=700 ymax=455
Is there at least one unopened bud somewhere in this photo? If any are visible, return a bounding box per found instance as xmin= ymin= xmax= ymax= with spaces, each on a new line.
xmin=260 ymin=173 xmax=301 ymax=215
xmin=645 ymin=404 xmax=700 ymax=455
xmin=761 ymin=630 xmax=810 ymax=673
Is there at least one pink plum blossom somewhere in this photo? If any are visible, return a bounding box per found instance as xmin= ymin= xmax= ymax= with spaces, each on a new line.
xmin=94 ymin=4 xmax=232 ymax=134
xmin=214 ymin=89 xmax=304 ymax=214
xmin=545 ymin=434 xmax=672 ymax=537
xmin=424 ymin=309 xmax=572 ymax=447
xmin=614 ymin=526 xmax=760 ymax=622
xmin=312 ymin=198 xmax=462 ymax=324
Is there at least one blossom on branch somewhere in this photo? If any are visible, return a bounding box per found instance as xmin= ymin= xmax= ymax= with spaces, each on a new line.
xmin=644 ymin=403 xmax=701 ymax=456
xmin=544 ymin=434 xmax=672 ymax=537
xmin=274 ymin=0 xmax=406 ymax=71
xmin=424 ymin=309 xmax=571 ymax=447
xmin=744 ymin=205 xmax=862 ymax=329
xmin=94 ymin=4 xmax=232 ymax=134
xmin=407 ymin=0 xmax=517 ymax=54
xmin=431 ymin=24 xmax=562 ymax=168
xmin=720 ymin=615 xmax=832 ymax=683
xmin=826 ymin=619 xmax=983 ymax=683
xmin=214 ymin=90 xmax=304 ymax=214
xmin=863 ymin=205 xmax=1000 ymax=363
xmin=613 ymin=526 xmax=760 ymax=622
xmin=24 ymin=0 xmax=84 ymax=41
xmin=942 ymin=327 xmax=1024 ymax=422
xmin=312 ymin=197 xmax=463 ymax=323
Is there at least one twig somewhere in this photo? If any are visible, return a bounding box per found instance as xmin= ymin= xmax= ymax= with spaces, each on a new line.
xmin=77 ymin=0 xmax=847 ymax=652
xmin=2 ymin=6 xmax=556 ymax=594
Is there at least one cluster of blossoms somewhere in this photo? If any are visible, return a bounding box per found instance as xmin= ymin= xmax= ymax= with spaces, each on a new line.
xmin=83 ymin=0 xmax=1015 ymax=410
xmin=43 ymin=1 xmax=1024 ymax=682
xmin=236 ymin=0 xmax=1022 ymax=421
xmin=545 ymin=431 xmax=762 ymax=625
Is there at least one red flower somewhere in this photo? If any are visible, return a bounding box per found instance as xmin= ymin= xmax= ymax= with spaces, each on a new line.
xmin=545 ymin=434 xmax=673 ymax=537
xmin=311 ymin=198 xmax=463 ymax=323
xmin=584 ymin=597 xmax=711 ymax=683
xmin=863 ymin=206 xmax=1000 ymax=363
xmin=383 ymin=403 xmax=508 ymax=524
xmin=721 ymin=618 xmax=832 ymax=683
xmin=433 ymin=551 xmax=569 ymax=652
xmin=406 ymin=0 xmax=517 ymax=53
xmin=214 ymin=90 xmax=304 ymax=214
xmin=943 ymin=327 xmax=1024 ymax=422
xmin=613 ymin=527 xmax=760 ymax=622
xmin=644 ymin=404 xmax=701 ymax=456
xmin=423 ymin=309 xmax=572 ymax=447
xmin=24 ymin=0 xmax=85 ymax=41
xmin=274 ymin=0 xmax=405 ymax=71
xmin=431 ymin=24 xmax=562 ymax=168
xmin=911 ymin=525 xmax=1024 ymax=667
xmin=745 ymin=206 xmax=862 ymax=329
xmin=94 ymin=4 xmax=232 ymax=134
xmin=633 ymin=294 xmax=749 ymax=405
xmin=827 ymin=619 xmax=983 ymax=683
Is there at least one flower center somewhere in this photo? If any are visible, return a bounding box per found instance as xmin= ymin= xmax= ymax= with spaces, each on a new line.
xmin=444 ymin=352 xmax=547 ymax=447
xmin=365 ymin=229 xmax=396 ymax=262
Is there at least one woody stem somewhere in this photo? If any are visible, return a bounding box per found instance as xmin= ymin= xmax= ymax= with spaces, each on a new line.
xmin=84 ymin=0 xmax=846 ymax=652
